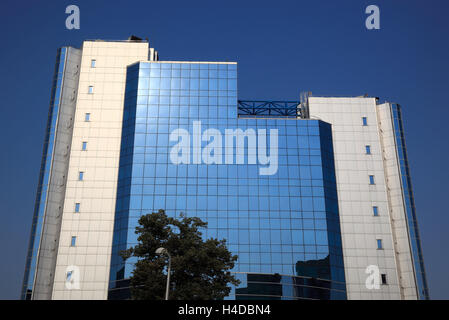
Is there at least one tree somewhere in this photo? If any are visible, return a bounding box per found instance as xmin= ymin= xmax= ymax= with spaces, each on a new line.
xmin=120 ymin=209 xmax=240 ymax=300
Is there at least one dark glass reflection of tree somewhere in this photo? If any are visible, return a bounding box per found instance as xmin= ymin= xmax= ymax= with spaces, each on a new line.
xmin=294 ymin=255 xmax=331 ymax=300
xmin=235 ymin=274 xmax=283 ymax=300
xmin=235 ymin=255 xmax=334 ymax=300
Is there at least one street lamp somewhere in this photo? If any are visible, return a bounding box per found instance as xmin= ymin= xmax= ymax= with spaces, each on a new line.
xmin=155 ymin=247 xmax=171 ymax=300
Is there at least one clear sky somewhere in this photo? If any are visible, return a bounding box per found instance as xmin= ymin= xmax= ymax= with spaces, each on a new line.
xmin=0 ymin=0 xmax=448 ymax=299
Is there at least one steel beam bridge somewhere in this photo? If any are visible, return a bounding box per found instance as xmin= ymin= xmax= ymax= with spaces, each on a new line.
xmin=237 ymin=100 xmax=302 ymax=118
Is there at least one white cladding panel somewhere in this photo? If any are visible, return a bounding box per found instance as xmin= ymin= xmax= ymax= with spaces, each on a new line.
xmin=308 ymin=97 xmax=403 ymax=299
xmin=52 ymin=41 xmax=149 ymax=299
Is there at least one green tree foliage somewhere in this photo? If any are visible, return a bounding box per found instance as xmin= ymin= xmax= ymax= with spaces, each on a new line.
xmin=120 ymin=209 xmax=240 ymax=300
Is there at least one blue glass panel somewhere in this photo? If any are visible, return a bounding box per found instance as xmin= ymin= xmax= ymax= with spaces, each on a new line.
xmin=22 ymin=47 xmax=69 ymax=299
xmin=108 ymin=62 xmax=346 ymax=300
xmin=390 ymin=104 xmax=429 ymax=299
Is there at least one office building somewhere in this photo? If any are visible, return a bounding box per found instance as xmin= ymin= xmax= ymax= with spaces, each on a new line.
xmin=22 ymin=37 xmax=428 ymax=300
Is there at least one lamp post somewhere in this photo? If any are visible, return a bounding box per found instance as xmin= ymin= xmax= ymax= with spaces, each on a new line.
xmin=155 ymin=247 xmax=171 ymax=300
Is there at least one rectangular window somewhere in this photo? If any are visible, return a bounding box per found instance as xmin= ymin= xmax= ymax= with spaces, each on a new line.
xmin=75 ymin=203 xmax=80 ymax=213
xmin=88 ymin=86 xmax=94 ymax=94
xmin=369 ymin=175 xmax=375 ymax=185
xmin=85 ymin=113 xmax=90 ymax=122
xmin=373 ymin=206 xmax=379 ymax=216
xmin=78 ymin=171 xmax=84 ymax=181
xmin=71 ymin=236 xmax=77 ymax=247
xmin=377 ymin=239 xmax=383 ymax=249
xmin=91 ymin=59 xmax=96 ymax=68
xmin=381 ymin=274 xmax=387 ymax=285
xmin=362 ymin=117 xmax=368 ymax=126
xmin=82 ymin=141 xmax=87 ymax=151
xmin=366 ymin=145 xmax=371 ymax=154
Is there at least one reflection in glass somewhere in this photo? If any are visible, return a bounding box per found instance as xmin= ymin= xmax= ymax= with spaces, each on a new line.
xmin=108 ymin=61 xmax=346 ymax=300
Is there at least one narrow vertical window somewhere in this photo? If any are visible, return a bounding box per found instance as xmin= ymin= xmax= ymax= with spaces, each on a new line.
xmin=369 ymin=175 xmax=375 ymax=185
xmin=88 ymin=86 xmax=94 ymax=94
xmin=373 ymin=206 xmax=379 ymax=216
xmin=75 ymin=203 xmax=80 ymax=213
xmin=82 ymin=141 xmax=87 ymax=151
xmin=377 ymin=239 xmax=383 ymax=249
xmin=78 ymin=171 xmax=84 ymax=181
xmin=381 ymin=274 xmax=387 ymax=285
xmin=366 ymin=145 xmax=371 ymax=154
xmin=85 ymin=113 xmax=90 ymax=122
xmin=91 ymin=59 xmax=96 ymax=68
xmin=71 ymin=236 xmax=77 ymax=247
xmin=362 ymin=117 xmax=368 ymax=126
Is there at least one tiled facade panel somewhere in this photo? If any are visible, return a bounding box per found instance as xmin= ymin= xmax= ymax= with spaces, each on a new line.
xmin=52 ymin=41 xmax=150 ymax=300
xmin=308 ymin=97 xmax=401 ymax=299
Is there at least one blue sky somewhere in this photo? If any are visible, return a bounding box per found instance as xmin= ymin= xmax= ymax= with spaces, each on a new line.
xmin=0 ymin=0 xmax=448 ymax=299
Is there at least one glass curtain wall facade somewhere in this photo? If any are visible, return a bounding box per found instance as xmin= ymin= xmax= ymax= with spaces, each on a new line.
xmin=390 ymin=104 xmax=429 ymax=299
xmin=108 ymin=61 xmax=346 ymax=299
xmin=22 ymin=48 xmax=68 ymax=299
